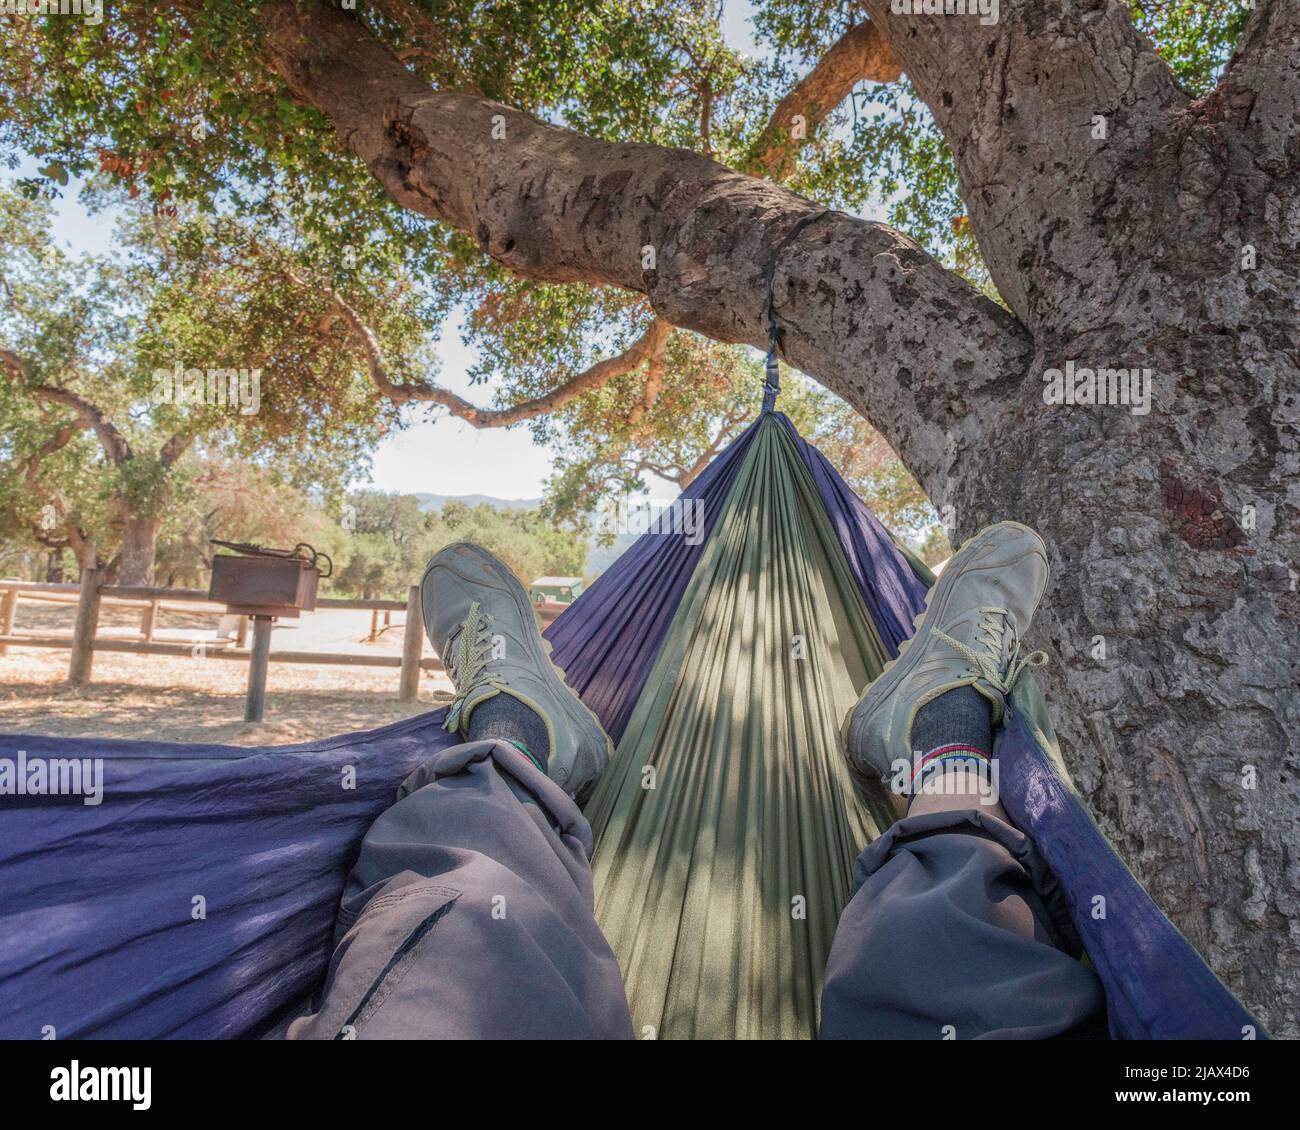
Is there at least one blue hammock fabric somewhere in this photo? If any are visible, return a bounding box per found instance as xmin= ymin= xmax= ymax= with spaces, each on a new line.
xmin=0 ymin=713 xmax=460 ymax=1039
xmin=995 ymin=705 xmax=1262 ymax=1040
xmin=0 ymin=412 xmax=1260 ymax=1039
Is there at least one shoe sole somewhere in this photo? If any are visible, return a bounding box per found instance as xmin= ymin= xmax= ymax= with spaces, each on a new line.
xmin=420 ymin=542 xmax=613 ymax=790
xmin=841 ymin=521 xmax=1048 ymax=772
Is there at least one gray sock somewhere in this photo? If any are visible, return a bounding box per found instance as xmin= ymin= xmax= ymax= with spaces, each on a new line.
xmin=910 ymin=684 xmax=993 ymax=757
xmin=467 ymin=693 xmax=551 ymax=769
xmin=907 ymin=685 xmax=993 ymax=799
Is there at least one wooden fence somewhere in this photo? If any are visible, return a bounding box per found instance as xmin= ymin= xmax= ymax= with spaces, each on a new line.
xmin=0 ymin=570 xmax=447 ymax=717
xmin=1 ymin=570 xmax=568 ymax=723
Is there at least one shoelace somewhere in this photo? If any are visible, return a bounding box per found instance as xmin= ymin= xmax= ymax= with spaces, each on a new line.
xmin=442 ymin=601 xmax=500 ymax=734
xmin=935 ymin=605 xmax=1047 ymax=696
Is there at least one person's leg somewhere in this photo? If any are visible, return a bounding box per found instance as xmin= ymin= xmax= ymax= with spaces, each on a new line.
xmin=289 ymin=543 xmax=631 ymax=1040
xmin=824 ymin=523 xmax=1106 ymax=1040
xmin=820 ymin=758 xmax=1105 ymax=1039
xmin=287 ymin=736 xmax=632 ymax=1039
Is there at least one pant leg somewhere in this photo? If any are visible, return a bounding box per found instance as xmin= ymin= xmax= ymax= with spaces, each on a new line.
xmin=819 ymin=808 xmax=1106 ymax=1040
xmin=287 ymin=738 xmax=634 ymax=1040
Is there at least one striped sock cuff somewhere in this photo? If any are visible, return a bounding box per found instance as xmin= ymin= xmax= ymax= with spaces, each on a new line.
xmin=504 ymin=739 xmax=546 ymax=774
xmin=909 ymin=744 xmax=991 ymax=789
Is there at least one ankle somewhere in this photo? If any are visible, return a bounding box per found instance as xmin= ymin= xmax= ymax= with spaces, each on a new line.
xmin=909 ymin=685 xmax=993 ymax=761
xmin=465 ymin=693 xmax=552 ymax=768
xmin=908 ymin=763 xmax=1010 ymax=824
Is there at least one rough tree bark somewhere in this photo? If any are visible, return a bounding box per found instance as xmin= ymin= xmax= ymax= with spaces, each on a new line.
xmin=259 ymin=0 xmax=1299 ymax=1031
xmin=106 ymin=515 xmax=163 ymax=588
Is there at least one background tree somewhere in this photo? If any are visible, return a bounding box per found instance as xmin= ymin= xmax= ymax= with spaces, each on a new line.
xmin=434 ymin=501 xmax=588 ymax=583
xmin=330 ymin=490 xmax=588 ymax=599
xmin=152 ymin=456 xmax=340 ymax=589
xmin=331 ymin=489 xmax=431 ymax=599
xmin=0 ymin=187 xmax=416 ymax=582
xmin=0 ymin=188 xmax=181 ymax=583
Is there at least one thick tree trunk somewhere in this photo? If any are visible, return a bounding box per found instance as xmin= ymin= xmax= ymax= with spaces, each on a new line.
xmin=961 ymin=323 xmax=1299 ymax=1035
xmin=259 ymin=0 xmax=1299 ymax=1031
xmin=114 ymin=516 xmax=161 ymax=587
xmin=860 ymin=0 xmax=1300 ymax=1032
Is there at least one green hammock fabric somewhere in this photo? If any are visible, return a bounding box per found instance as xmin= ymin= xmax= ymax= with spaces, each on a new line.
xmin=585 ymin=416 xmax=901 ymax=1039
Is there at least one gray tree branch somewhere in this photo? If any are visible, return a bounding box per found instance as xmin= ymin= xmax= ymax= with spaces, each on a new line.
xmin=330 ymin=287 xmax=672 ymax=427
xmin=745 ymin=20 xmax=902 ymax=179
xmin=259 ymin=1 xmax=1032 ymax=500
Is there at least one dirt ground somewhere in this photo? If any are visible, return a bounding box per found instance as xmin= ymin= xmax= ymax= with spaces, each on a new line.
xmin=0 ymin=597 xmax=453 ymax=746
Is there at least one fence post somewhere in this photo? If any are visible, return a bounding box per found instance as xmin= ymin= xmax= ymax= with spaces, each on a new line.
xmin=68 ymin=567 xmax=102 ymax=686
xmin=244 ymin=615 xmax=274 ymax=723
xmin=0 ymin=589 xmax=16 ymax=656
xmin=399 ymin=584 xmax=423 ymax=703
xmin=140 ymin=599 xmax=158 ymax=642
xmin=235 ymin=615 xmax=248 ymax=648
xmin=368 ymin=607 xmax=380 ymax=642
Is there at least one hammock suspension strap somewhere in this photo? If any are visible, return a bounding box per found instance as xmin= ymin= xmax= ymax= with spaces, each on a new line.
xmin=762 ymin=209 xmax=833 ymax=413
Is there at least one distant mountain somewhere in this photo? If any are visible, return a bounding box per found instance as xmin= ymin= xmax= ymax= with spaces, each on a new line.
xmin=413 ymin=492 xmax=541 ymax=512
xmin=412 ymin=492 xmax=637 ymax=577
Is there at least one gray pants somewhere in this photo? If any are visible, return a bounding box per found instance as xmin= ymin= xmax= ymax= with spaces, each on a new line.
xmin=287 ymin=740 xmax=1103 ymax=1040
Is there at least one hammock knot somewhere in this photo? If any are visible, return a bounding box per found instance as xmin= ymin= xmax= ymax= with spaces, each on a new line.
xmin=761 ymin=209 xmax=833 ymax=412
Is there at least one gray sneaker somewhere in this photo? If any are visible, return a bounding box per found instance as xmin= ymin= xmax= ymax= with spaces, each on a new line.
xmin=842 ymin=521 xmax=1050 ymax=781
xmin=421 ymin=542 xmax=613 ymax=799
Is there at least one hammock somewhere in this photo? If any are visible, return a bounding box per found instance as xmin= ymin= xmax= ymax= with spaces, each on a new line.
xmin=576 ymin=415 xmax=909 ymax=1038
xmin=0 ymin=221 xmax=1262 ymax=1039
xmin=0 ymin=407 xmax=1261 ymax=1040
